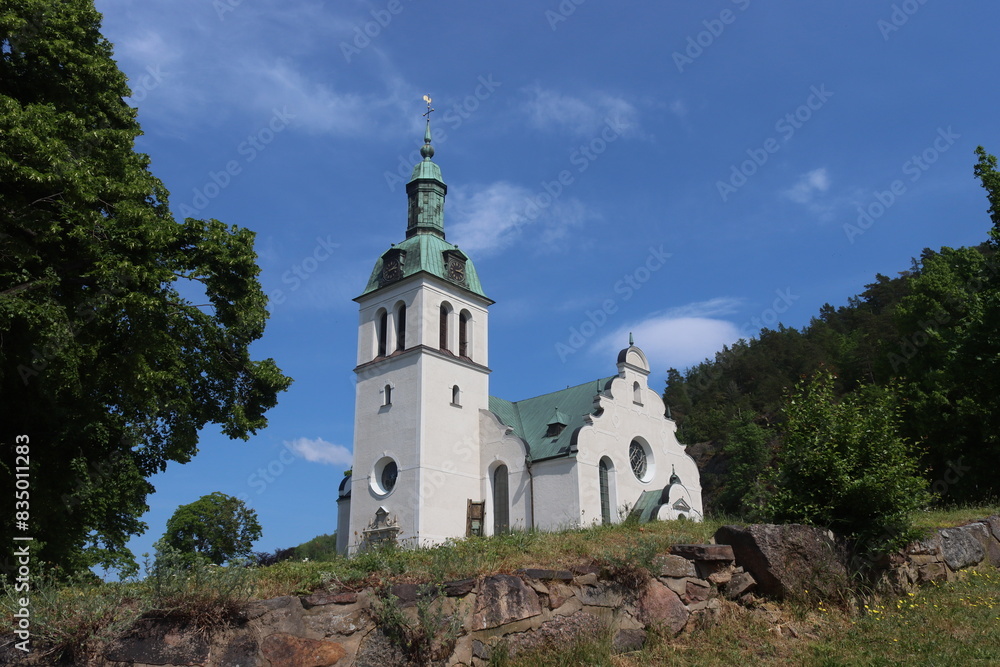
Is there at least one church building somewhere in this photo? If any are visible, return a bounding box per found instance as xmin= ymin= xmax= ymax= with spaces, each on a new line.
xmin=336 ymin=112 xmax=702 ymax=555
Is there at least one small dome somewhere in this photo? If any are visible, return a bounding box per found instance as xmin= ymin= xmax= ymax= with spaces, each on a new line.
xmin=338 ymin=473 xmax=352 ymax=499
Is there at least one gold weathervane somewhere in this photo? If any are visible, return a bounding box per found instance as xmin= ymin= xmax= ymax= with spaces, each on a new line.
xmin=423 ymin=94 xmax=434 ymax=119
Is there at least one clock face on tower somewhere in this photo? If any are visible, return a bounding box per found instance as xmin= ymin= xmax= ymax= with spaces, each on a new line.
xmin=447 ymin=258 xmax=466 ymax=284
xmin=382 ymin=257 xmax=402 ymax=283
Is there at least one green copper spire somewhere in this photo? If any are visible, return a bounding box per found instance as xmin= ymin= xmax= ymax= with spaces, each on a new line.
xmin=406 ymin=95 xmax=446 ymax=239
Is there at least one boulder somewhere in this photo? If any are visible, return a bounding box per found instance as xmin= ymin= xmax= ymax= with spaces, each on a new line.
xmin=723 ymin=571 xmax=756 ymax=599
xmin=653 ymin=554 xmax=697 ymax=578
xmin=670 ymin=544 xmax=735 ymax=562
xmin=612 ymin=628 xmax=647 ymax=653
xmin=497 ymin=610 xmax=603 ymax=657
xmin=714 ymin=524 xmax=849 ymax=600
xmin=470 ymin=574 xmax=542 ymax=630
xmin=940 ymin=526 xmax=985 ymax=571
xmin=260 ymin=633 xmax=346 ymax=667
xmin=639 ymin=580 xmax=689 ymax=635
xmin=987 ymin=515 xmax=1000 ymax=542
xmin=103 ymin=619 xmax=211 ymax=665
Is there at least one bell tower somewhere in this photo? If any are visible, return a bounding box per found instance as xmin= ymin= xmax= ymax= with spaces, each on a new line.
xmin=343 ymin=99 xmax=493 ymax=553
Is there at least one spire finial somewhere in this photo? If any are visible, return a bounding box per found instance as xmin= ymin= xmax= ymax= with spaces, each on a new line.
xmin=420 ymin=94 xmax=435 ymax=160
xmin=629 ymin=331 xmax=634 ymax=346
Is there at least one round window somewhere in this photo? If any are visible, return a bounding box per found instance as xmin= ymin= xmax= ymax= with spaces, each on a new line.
xmin=371 ymin=456 xmax=398 ymax=496
xmin=629 ymin=440 xmax=648 ymax=481
xmin=380 ymin=460 xmax=398 ymax=494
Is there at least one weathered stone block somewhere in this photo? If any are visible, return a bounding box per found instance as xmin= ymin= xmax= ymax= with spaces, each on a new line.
xmin=577 ymin=581 xmax=625 ymax=607
xmin=302 ymin=591 xmax=358 ymax=608
xmin=516 ymin=568 xmax=574 ymax=581
xmin=917 ymin=562 xmax=949 ymax=583
xmin=470 ymin=575 xmax=542 ymax=631
xmin=444 ymin=577 xmax=477 ymax=597
xmin=304 ymin=609 xmax=366 ymax=637
xmin=260 ymin=633 xmax=346 ymax=667
xmin=940 ymin=526 xmax=985 ymax=571
xmin=707 ymin=569 xmax=732 ymax=586
xmin=612 ymin=628 xmax=647 ymax=653
xmin=987 ymin=515 xmax=1000 ymax=542
xmin=723 ymin=571 xmax=756 ymax=600
xmin=496 ymin=611 xmax=603 ymax=657
xmin=639 ymin=580 xmax=689 ymax=635
xmin=653 ymin=554 xmax=697 ymax=578
xmin=683 ymin=578 xmax=711 ymax=604
xmin=670 ymin=544 xmax=735 ymax=562
xmin=714 ymin=524 xmax=849 ymax=600
xmin=908 ymin=554 xmax=940 ymax=566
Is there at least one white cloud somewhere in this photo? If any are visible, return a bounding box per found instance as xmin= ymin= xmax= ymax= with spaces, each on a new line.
xmin=285 ymin=437 xmax=352 ymax=466
xmin=592 ymin=302 xmax=745 ymax=371
xmin=449 ymin=182 xmax=589 ymax=257
xmin=783 ymin=167 xmax=830 ymax=204
xmin=521 ymin=85 xmax=639 ymax=137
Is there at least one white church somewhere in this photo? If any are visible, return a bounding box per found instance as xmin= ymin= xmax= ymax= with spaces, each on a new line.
xmin=336 ymin=114 xmax=702 ymax=555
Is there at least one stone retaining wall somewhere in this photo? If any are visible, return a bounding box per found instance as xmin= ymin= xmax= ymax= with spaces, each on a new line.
xmin=8 ymin=516 xmax=999 ymax=666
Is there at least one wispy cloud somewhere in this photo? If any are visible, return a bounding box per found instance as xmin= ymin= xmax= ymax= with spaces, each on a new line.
xmin=784 ymin=168 xmax=830 ymax=204
xmin=592 ymin=300 xmax=744 ymax=371
xmin=521 ymin=85 xmax=640 ymax=138
xmin=449 ymin=182 xmax=589 ymax=257
xmin=285 ymin=437 xmax=352 ymax=466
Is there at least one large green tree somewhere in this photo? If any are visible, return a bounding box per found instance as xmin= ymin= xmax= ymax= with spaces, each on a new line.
xmin=161 ymin=493 xmax=262 ymax=566
xmin=0 ymin=0 xmax=291 ymax=574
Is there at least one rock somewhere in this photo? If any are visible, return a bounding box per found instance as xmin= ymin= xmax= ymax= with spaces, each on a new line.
xmin=653 ymin=554 xmax=696 ymax=578
xmin=354 ymin=628 xmax=407 ymax=667
xmin=443 ymin=577 xmax=477 ymax=597
xmin=906 ymin=534 xmax=942 ymax=556
xmin=470 ymin=574 xmax=542 ymax=631
xmin=940 ymin=527 xmax=986 ymax=570
xmin=723 ymin=571 xmax=756 ymax=599
xmin=573 ymin=572 xmax=599 ymax=586
xmin=670 ymin=544 xmax=735 ymax=562
xmin=214 ymin=632 xmax=258 ymax=666
xmin=303 ymin=591 xmax=358 ymax=608
xmin=516 ymin=568 xmax=574 ymax=581
xmin=639 ymin=580 xmax=689 ymax=635
xmin=472 ymin=639 xmax=489 ymax=660
xmin=987 ymin=515 xmax=1000 ymax=542
xmin=570 ymin=563 xmax=601 ymax=576
xmin=714 ymin=524 xmax=849 ymax=600
xmin=260 ymin=633 xmax=347 ymax=667
xmin=908 ymin=554 xmax=940 ymax=566
xmin=249 ymin=595 xmax=307 ymax=635
xmin=683 ymin=579 xmax=711 ymax=604
xmin=612 ymin=628 xmax=647 ymax=653
xmin=498 ymin=610 xmax=602 ymax=657
xmin=547 ymin=582 xmax=573 ymax=610
xmin=577 ymin=581 xmax=625 ymax=607
xmin=917 ymin=562 xmax=949 ymax=583
xmin=104 ymin=619 xmax=211 ymax=665
xmin=707 ymin=569 xmax=732 ymax=586
xmin=305 ymin=609 xmax=366 ymax=637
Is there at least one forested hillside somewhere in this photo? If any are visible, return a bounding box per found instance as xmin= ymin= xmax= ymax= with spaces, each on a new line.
xmin=665 ymin=148 xmax=1000 ymax=517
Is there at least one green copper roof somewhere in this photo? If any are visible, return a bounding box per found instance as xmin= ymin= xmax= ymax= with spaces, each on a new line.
xmin=359 ymin=234 xmax=488 ymax=299
xmin=630 ymin=489 xmax=669 ymax=523
xmin=489 ymin=377 xmax=615 ymax=461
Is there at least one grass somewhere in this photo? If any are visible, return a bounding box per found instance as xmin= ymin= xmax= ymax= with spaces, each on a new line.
xmin=4 ymin=505 xmax=997 ymax=663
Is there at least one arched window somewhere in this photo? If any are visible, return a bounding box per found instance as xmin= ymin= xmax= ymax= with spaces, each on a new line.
xmin=633 ymin=381 xmax=642 ymax=405
xmin=599 ymin=458 xmax=612 ymax=525
xmin=451 ymin=385 xmax=461 ymax=406
xmin=439 ymin=303 xmax=450 ymax=351
xmin=459 ymin=311 xmax=470 ymax=358
xmin=493 ymin=465 xmax=509 ymax=535
xmin=383 ymin=384 xmax=392 ymax=406
xmin=376 ymin=310 xmax=388 ymax=358
xmin=395 ymin=303 xmax=406 ymax=351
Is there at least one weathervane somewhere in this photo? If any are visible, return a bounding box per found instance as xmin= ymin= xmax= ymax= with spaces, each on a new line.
xmin=422 ymin=94 xmax=434 ymax=120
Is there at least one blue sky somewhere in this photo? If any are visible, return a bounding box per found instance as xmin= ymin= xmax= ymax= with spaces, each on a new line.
xmin=92 ymin=0 xmax=1000 ymax=565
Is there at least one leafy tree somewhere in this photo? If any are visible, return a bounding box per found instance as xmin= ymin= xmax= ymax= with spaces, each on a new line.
xmin=295 ymin=533 xmax=339 ymax=561
xmin=0 ymin=0 xmax=291 ymax=574
xmin=715 ymin=416 xmax=772 ymax=517
xmin=763 ymin=371 xmax=931 ymax=552
xmin=161 ymin=493 xmax=262 ymax=566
